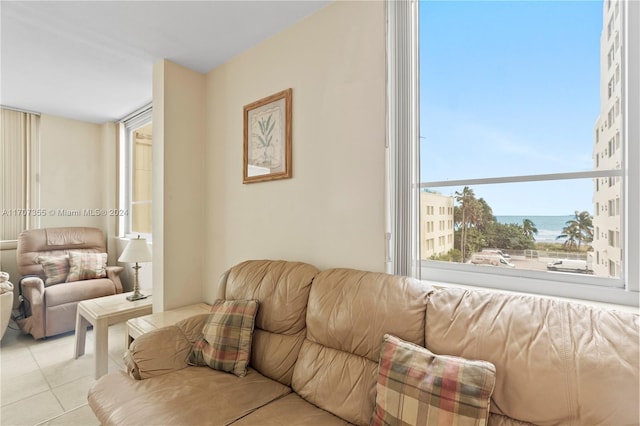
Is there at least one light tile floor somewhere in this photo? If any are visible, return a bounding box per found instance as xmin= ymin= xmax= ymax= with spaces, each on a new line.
xmin=1 ymin=320 xmax=127 ymax=425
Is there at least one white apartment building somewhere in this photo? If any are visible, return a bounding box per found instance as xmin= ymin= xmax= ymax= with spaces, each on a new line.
xmin=420 ymin=191 xmax=454 ymax=259
xmin=593 ymin=0 xmax=624 ymax=277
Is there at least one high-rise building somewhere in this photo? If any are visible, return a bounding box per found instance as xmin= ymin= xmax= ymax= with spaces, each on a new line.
xmin=593 ymin=0 xmax=624 ymax=277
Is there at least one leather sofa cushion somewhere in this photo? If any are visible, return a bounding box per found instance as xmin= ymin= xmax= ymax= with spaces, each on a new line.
xmin=426 ymin=288 xmax=640 ymax=426
xmin=232 ymin=393 xmax=349 ymax=425
xmin=292 ymin=268 xmax=433 ymax=425
xmin=44 ymin=278 xmax=116 ymax=307
xmin=224 ymin=260 xmax=319 ymax=386
xmin=304 ymin=268 xmax=433 ymax=361
xmin=88 ymin=368 xmax=291 ymax=426
xmin=225 ymin=260 xmax=317 ymax=334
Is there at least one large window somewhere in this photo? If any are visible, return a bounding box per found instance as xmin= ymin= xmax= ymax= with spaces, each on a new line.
xmin=388 ymin=0 xmax=638 ymax=306
xmin=119 ymin=106 xmax=152 ymax=238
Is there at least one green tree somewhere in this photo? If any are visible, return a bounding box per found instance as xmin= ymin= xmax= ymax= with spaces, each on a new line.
xmin=454 ymin=190 xmax=507 ymax=259
xmin=430 ymin=248 xmax=462 ymax=263
xmin=557 ymin=223 xmax=580 ymax=250
xmin=522 ymin=219 xmax=538 ymax=240
xmin=483 ymin=222 xmax=535 ymax=250
xmin=454 ymin=186 xmax=476 ymax=260
xmin=474 ymin=198 xmax=495 ymax=232
xmin=557 ymin=210 xmax=593 ymax=251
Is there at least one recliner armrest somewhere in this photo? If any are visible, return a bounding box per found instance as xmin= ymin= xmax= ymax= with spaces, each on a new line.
xmin=20 ymin=276 xmax=45 ymax=292
xmin=16 ymin=276 xmax=46 ymax=339
xmin=19 ymin=277 xmax=45 ymax=307
xmin=105 ymin=266 xmax=124 ymax=293
xmin=124 ymin=313 xmax=209 ymax=380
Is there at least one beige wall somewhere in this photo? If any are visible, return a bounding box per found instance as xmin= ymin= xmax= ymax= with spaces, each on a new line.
xmin=203 ymin=1 xmax=386 ymax=302
xmin=3 ymin=1 xmax=387 ymax=310
xmin=152 ymin=60 xmax=206 ymax=311
xmin=38 ymin=114 xmax=110 ymax=229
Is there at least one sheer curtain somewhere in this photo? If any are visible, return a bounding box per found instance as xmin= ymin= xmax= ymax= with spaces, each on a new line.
xmin=1 ymin=107 xmax=40 ymax=241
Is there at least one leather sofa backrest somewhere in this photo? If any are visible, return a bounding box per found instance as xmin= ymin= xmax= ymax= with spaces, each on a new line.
xmin=17 ymin=227 xmax=107 ymax=277
xmin=292 ymin=268 xmax=433 ymax=426
xmin=223 ymin=259 xmax=319 ymax=386
xmin=426 ymin=288 xmax=640 ymax=426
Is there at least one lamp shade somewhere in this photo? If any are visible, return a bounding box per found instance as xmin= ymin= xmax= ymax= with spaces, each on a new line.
xmin=118 ymin=236 xmax=152 ymax=263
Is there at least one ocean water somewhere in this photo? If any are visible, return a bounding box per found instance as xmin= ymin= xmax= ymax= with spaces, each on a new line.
xmin=495 ymin=215 xmax=574 ymax=243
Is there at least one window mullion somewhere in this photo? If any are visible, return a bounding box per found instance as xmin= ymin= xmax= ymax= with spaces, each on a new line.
xmin=423 ymin=169 xmax=624 ymax=189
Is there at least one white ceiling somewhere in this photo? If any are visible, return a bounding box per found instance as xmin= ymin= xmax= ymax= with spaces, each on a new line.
xmin=1 ymin=1 xmax=330 ymax=123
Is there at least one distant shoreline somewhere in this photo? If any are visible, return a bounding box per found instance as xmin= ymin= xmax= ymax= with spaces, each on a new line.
xmin=534 ymin=241 xmax=563 ymax=247
xmin=533 ymin=241 xmax=591 ymax=252
xmin=495 ymin=215 xmax=573 ymax=244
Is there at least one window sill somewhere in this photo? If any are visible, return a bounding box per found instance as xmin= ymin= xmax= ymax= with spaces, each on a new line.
xmin=424 ymin=279 xmax=639 ymax=314
xmin=0 ymin=240 xmax=17 ymax=250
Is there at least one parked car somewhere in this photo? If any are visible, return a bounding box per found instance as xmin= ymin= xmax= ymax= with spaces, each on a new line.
xmin=469 ymin=253 xmax=516 ymax=268
xmin=481 ymin=248 xmax=511 ymax=259
xmin=547 ymin=259 xmax=593 ymax=274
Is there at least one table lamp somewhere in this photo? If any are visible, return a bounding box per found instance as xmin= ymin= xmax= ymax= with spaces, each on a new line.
xmin=118 ymin=235 xmax=152 ymax=301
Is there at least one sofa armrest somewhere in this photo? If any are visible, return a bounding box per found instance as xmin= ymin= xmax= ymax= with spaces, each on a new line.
xmin=105 ymin=266 xmax=124 ymax=293
xmin=124 ymin=313 xmax=209 ymax=380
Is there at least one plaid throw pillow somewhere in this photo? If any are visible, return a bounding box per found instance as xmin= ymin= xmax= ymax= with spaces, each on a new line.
xmin=37 ymin=256 xmax=70 ymax=286
xmin=371 ymin=334 xmax=496 ymax=426
xmin=66 ymin=251 xmax=107 ymax=282
xmin=188 ymin=299 xmax=259 ymax=377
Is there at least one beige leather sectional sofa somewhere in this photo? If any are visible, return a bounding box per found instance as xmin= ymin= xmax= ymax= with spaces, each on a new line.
xmin=89 ymin=260 xmax=639 ymax=425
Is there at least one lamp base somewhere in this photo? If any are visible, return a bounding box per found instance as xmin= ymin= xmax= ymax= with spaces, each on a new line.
xmin=126 ymin=292 xmax=148 ymax=301
xmin=126 ymin=263 xmax=148 ymax=301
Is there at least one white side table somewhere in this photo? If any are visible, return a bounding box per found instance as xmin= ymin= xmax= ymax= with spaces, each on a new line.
xmin=74 ymin=292 xmax=152 ymax=379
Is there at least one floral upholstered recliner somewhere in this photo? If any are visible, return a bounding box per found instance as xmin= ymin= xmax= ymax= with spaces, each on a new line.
xmin=16 ymin=227 xmax=123 ymax=339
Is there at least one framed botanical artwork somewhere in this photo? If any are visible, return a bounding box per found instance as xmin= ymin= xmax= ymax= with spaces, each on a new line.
xmin=243 ymin=88 xmax=292 ymax=183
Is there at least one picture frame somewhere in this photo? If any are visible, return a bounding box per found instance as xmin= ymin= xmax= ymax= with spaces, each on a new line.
xmin=243 ymin=88 xmax=292 ymax=183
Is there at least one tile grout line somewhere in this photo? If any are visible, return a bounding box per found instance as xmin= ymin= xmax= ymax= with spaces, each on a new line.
xmin=2 ymin=323 xmax=126 ymax=424
xmin=34 ymin=402 xmax=91 ymax=426
xmin=27 ymin=339 xmax=69 ymax=417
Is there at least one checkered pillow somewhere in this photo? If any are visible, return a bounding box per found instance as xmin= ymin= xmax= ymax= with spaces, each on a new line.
xmin=188 ymin=299 xmax=259 ymax=377
xmin=37 ymin=255 xmax=70 ymax=286
xmin=66 ymin=251 xmax=108 ymax=282
xmin=371 ymin=334 xmax=496 ymax=426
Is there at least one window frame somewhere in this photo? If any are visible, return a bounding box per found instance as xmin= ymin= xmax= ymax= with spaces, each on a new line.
xmin=118 ymin=105 xmax=152 ymax=240
xmin=387 ymin=0 xmax=639 ymax=307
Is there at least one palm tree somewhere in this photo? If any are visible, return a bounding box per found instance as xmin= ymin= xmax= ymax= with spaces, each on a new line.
xmin=522 ymin=219 xmax=538 ymax=240
xmin=454 ymin=186 xmax=476 ymax=260
xmin=567 ymin=210 xmax=593 ymax=250
xmin=557 ymin=211 xmax=593 ymax=251
xmin=557 ymin=223 xmax=580 ymax=250
xmin=475 ymin=198 xmax=495 ymax=232
xmin=574 ymin=210 xmax=594 ymax=248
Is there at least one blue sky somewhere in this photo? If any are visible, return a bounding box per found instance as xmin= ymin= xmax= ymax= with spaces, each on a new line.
xmin=420 ymin=0 xmax=603 ymax=215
